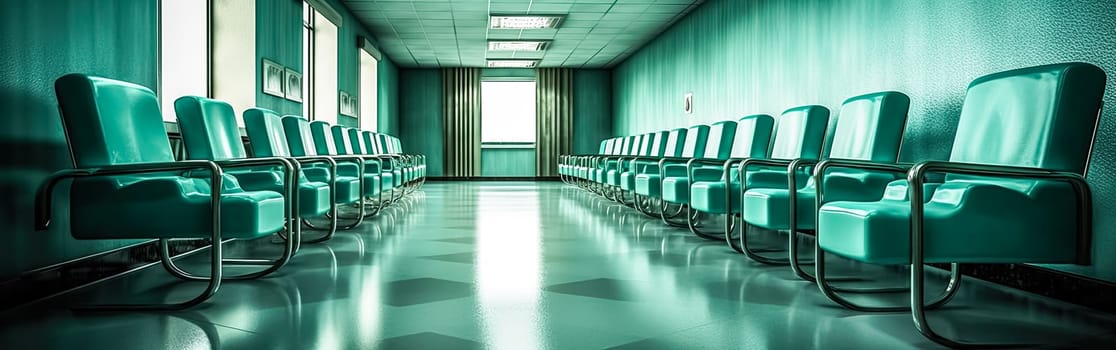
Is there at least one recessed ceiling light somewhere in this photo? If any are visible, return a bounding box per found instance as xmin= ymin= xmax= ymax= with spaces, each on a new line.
xmin=487 ymin=60 xmax=538 ymax=68
xmin=488 ymin=41 xmax=549 ymax=51
xmin=490 ymin=15 xmax=564 ymax=29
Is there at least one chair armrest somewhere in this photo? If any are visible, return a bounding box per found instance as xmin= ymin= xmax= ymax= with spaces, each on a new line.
xmin=36 ymin=160 xmax=223 ymax=230
xmin=907 ymin=161 xmax=1092 ymax=265
xmin=813 ymin=159 xmax=913 ymax=205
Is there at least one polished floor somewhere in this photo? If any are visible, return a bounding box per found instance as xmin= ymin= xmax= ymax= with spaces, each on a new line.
xmin=2 ymin=182 xmax=1115 ymax=349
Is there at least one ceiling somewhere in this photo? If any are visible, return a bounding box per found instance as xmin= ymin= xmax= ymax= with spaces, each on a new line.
xmin=341 ymin=0 xmax=705 ymax=68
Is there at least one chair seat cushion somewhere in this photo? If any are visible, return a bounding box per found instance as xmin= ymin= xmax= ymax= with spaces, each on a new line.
xmin=818 ymin=178 xmax=1080 ymax=265
xmin=740 ymin=169 xmax=898 ymax=229
xmin=70 ymin=175 xmax=286 ymax=239
xmin=303 ymin=171 xmax=362 ymax=204
xmin=230 ymin=170 xmax=331 ymax=217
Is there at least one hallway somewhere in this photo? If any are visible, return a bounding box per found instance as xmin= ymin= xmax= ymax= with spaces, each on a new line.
xmin=2 ymin=182 xmax=1115 ymax=349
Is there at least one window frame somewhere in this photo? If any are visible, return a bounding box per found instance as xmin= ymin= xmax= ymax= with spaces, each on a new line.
xmin=157 ymin=0 xmax=212 ymax=124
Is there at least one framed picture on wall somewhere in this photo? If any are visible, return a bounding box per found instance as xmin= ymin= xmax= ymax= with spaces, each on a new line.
xmin=262 ymin=59 xmax=285 ymax=97
xmin=339 ymin=91 xmax=356 ymax=116
xmin=284 ymin=68 xmax=302 ymax=102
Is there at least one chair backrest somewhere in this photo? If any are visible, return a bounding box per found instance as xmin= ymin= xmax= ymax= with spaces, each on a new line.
xmin=949 ymin=62 xmax=1106 ymax=173
xmin=392 ymin=137 xmax=402 ymax=154
xmin=828 ymin=91 xmax=910 ymax=162
xmin=729 ymin=114 xmax=774 ymax=158
xmin=610 ymin=138 xmax=623 ymax=155
xmin=175 ymin=96 xmax=246 ymax=161
xmin=770 ymin=105 xmax=830 ymax=160
xmin=281 ymin=116 xmax=320 ymax=157
xmin=309 ymin=121 xmax=339 ymax=155
xmin=663 ymin=128 xmax=688 ymax=158
xmin=627 ymin=135 xmax=643 ymax=156
xmin=361 ymin=131 xmax=381 ymax=155
xmin=702 ymin=120 xmax=739 ymax=160
xmin=638 ymin=133 xmax=654 ymax=156
xmin=646 ymin=131 xmax=667 ymax=157
xmin=330 ymin=125 xmax=354 ymax=155
xmin=347 ymin=128 xmax=366 ymax=155
xmin=54 ymin=74 xmax=174 ymax=167
xmin=244 ymin=108 xmax=291 ymax=157
xmin=680 ymin=125 xmax=710 ymax=158
xmin=598 ymin=139 xmax=610 ymax=154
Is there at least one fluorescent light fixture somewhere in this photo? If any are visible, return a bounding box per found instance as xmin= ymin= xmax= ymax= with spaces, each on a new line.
xmin=488 ymin=41 xmax=549 ymax=51
xmin=490 ymin=15 xmax=563 ymax=29
xmin=487 ymin=60 xmax=538 ymax=68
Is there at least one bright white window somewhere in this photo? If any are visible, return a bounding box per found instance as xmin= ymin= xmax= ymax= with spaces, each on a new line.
xmin=159 ymin=0 xmax=209 ymax=122
xmin=311 ymin=8 xmax=338 ymax=123
xmin=481 ymin=81 xmax=536 ymax=143
xmin=359 ymin=49 xmax=378 ymax=131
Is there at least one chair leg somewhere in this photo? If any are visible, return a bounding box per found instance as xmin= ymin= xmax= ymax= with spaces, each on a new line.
xmin=659 ymin=200 xmax=688 ymax=227
xmin=815 ymin=248 xmax=962 ymax=312
xmin=687 ymin=208 xmax=730 ymax=240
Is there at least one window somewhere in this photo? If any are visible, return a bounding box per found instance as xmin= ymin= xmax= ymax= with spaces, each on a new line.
xmin=481 ymin=81 xmax=536 ymax=143
xmin=359 ymin=49 xmax=378 ymax=131
xmin=305 ymin=2 xmax=338 ymax=123
xmin=159 ymin=0 xmax=209 ymax=122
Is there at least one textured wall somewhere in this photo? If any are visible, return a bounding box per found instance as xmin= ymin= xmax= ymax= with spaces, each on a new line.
xmin=399 ymin=69 xmax=445 ymax=176
xmin=573 ymin=70 xmax=613 ymax=155
xmin=0 ymin=0 xmax=155 ymax=280
xmin=481 ymin=148 xmax=537 ymax=177
xmin=613 ymin=0 xmax=1116 ymax=281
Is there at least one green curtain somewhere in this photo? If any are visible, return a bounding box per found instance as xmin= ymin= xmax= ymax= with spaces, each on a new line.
xmin=442 ymin=68 xmax=482 ymax=177
xmin=535 ymin=68 xmax=573 ymax=176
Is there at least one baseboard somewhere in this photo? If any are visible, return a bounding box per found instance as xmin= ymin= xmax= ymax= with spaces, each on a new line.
xmin=0 ymin=239 xmax=210 ymax=312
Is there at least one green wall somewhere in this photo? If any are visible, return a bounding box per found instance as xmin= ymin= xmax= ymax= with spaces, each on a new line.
xmin=399 ymin=69 xmax=445 ymax=176
xmin=256 ymin=0 xmax=400 ymax=133
xmin=573 ymin=70 xmax=612 ymax=155
xmin=481 ymin=148 xmax=536 ymax=177
xmin=613 ymin=0 xmax=1116 ymax=281
xmin=0 ymin=0 xmax=155 ymax=280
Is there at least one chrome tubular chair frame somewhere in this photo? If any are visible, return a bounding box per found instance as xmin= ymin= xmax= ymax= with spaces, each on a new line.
xmin=36 ymin=160 xmax=226 ymax=311
xmin=656 ymin=156 xmax=695 ymax=227
xmin=289 ymin=155 xmax=340 ymax=245
xmin=907 ymin=161 xmax=1091 ymax=348
xmin=813 ymin=159 xmax=961 ymax=313
xmin=303 ymin=155 xmax=367 ymax=231
xmin=159 ymin=156 xmax=299 ymax=281
xmin=685 ymin=158 xmax=736 ymax=240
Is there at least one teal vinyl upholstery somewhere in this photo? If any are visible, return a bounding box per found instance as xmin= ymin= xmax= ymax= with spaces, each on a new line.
xmin=53 ymin=74 xmax=285 ymax=239
xmin=331 ymin=125 xmax=381 ymax=196
xmin=662 ymin=120 xmax=742 ymax=204
xmin=280 ymin=116 xmax=361 ymax=204
xmin=619 ymin=130 xmax=670 ymax=191
xmin=818 ymin=63 xmax=1106 ymax=264
xmin=739 ymin=93 xmax=908 ymax=229
xmin=635 ymin=125 xmax=707 ymax=198
xmin=688 ymin=114 xmax=778 ymax=214
xmin=177 ymin=99 xmax=330 ymax=218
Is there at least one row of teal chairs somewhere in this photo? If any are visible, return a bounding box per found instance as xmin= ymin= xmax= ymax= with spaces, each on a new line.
xmin=558 ymin=62 xmax=1106 ymax=347
xmin=34 ymin=74 xmax=426 ymax=311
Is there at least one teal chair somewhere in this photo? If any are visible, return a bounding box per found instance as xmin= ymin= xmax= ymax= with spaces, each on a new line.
xmin=814 ymin=63 xmax=1105 ymax=347
xmin=634 ymin=125 xmax=709 ymax=220
xmin=696 ymin=106 xmax=829 ymax=252
xmin=559 ymin=140 xmax=607 ymax=184
xmin=244 ymin=107 xmax=346 ymax=244
xmin=683 ymin=114 xmax=777 ymax=240
xmin=331 ymin=125 xmax=384 ymax=200
xmin=359 ymin=130 xmax=401 ymax=201
xmin=375 ymin=133 xmax=407 ymax=199
xmin=36 ymin=74 xmax=289 ymax=310
xmin=602 ymin=133 xmax=650 ymax=203
xmin=612 ymin=131 xmax=668 ymax=206
xmin=389 ymin=135 xmax=425 ymax=188
xmin=627 ymin=129 xmax=688 ymax=217
xmin=590 ymin=135 xmax=637 ymax=195
xmin=348 ymin=128 xmax=394 ymax=211
xmin=660 ymin=120 xmax=740 ymax=231
xmin=738 ymin=94 xmax=906 ymax=281
xmin=283 ymin=117 xmax=366 ymax=229
xmin=175 ymin=96 xmax=307 ymax=263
